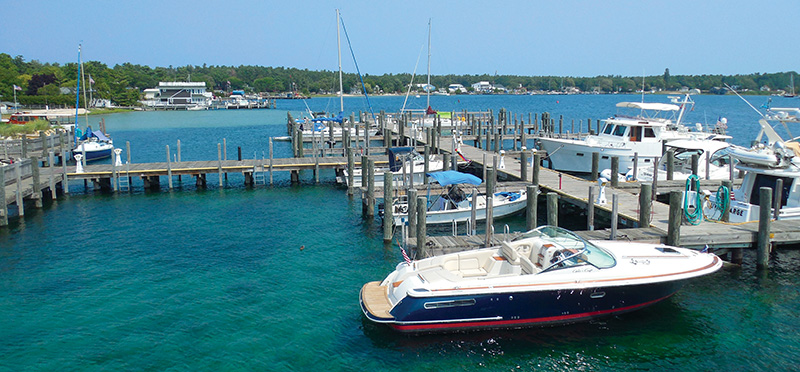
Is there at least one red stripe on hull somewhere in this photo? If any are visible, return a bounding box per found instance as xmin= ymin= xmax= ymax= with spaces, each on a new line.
xmin=391 ymin=294 xmax=672 ymax=332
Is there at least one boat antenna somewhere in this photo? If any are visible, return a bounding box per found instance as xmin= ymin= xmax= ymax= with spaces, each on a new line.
xmin=336 ymin=9 xmax=343 ymax=114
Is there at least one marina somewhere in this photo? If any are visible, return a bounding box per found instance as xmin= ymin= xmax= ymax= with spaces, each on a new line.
xmin=2 ymin=94 xmax=800 ymax=370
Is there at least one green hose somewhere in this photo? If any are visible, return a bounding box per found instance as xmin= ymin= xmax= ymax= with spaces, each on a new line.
xmin=684 ymin=175 xmax=702 ymax=225
xmin=715 ymin=184 xmax=730 ymax=218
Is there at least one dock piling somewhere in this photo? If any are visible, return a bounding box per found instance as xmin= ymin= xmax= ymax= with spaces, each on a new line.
xmin=667 ymin=191 xmax=682 ymax=246
xmin=408 ymin=189 xmax=417 ymax=238
xmin=485 ymin=196 xmax=494 ymax=247
xmin=526 ymin=185 xmax=538 ymax=230
xmin=591 ymin=152 xmax=599 ymax=181
xmin=383 ymin=172 xmax=393 ymax=242
xmin=758 ymin=187 xmax=772 ymax=269
xmin=610 ymin=157 xmax=619 ymax=187
xmin=416 ymin=196 xmax=427 ymax=257
xmin=587 ymin=186 xmax=595 ymax=231
xmin=547 ymin=192 xmax=558 ymax=226
xmin=639 ymin=183 xmax=652 ymax=227
xmin=611 ymin=193 xmax=618 ymax=239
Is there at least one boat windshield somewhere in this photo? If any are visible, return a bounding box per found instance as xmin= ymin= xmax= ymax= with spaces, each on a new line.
xmin=515 ymin=225 xmax=616 ymax=270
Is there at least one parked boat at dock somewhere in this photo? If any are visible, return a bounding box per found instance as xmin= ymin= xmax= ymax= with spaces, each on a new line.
xmin=360 ymin=225 xmax=722 ymax=333
xmin=384 ymin=170 xmax=526 ymax=226
xmin=536 ymin=93 xmax=727 ymax=174
xmin=73 ymin=128 xmax=113 ymax=161
xmin=342 ymin=147 xmax=443 ymax=188
xmin=703 ymin=119 xmax=800 ymax=222
xmin=623 ymin=139 xmax=733 ymax=182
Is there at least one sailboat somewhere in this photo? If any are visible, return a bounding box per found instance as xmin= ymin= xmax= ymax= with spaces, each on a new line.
xmin=72 ymin=44 xmax=113 ymax=161
xmin=407 ymin=20 xmax=465 ymax=129
xmin=784 ymin=74 xmax=796 ymax=98
xmin=296 ymin=9 xmax=377 ymax=140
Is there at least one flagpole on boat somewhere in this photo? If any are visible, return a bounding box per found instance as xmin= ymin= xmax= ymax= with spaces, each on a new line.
xmin=74 ymin=44 xmax=81 ymax=142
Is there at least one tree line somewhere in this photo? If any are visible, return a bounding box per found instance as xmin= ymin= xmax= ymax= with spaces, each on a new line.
xmin=1 ymin=53 xmax=796 ymax=107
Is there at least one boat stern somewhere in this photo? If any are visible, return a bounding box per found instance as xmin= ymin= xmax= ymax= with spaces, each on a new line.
xmin=359 ymin=281 xmax=396 ymax=323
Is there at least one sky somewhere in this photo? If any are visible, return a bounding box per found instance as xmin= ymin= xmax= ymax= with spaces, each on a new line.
xmin=2 ymin=0 xmax=798 ymax=77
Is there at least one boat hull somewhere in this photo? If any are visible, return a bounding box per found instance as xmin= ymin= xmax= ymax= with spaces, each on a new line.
xmin=536 ymin=138 xmax=658 ymax=173
xmin=361 ymin=280 xmax=685 ymax=333
xmin=392 ymin=196 xmax=527 ymax=226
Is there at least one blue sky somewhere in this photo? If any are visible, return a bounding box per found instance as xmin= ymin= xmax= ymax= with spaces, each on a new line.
xmin=3 ymin=0 xmax=798 ymax=77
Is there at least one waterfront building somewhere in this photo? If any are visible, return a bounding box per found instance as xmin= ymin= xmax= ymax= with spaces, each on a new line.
xmin=141 ymin=82 xmax=212 ymax=109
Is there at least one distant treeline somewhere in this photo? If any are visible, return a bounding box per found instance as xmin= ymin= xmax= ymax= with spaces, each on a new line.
xmin=0 ymin=53 xmax=796 ymax=106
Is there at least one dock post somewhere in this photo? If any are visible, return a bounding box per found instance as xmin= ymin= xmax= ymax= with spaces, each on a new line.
xmin=610 ymin=156 xmax=619 ymax=187
xmin=126 ymin=141 xmax=131 ymax=164
xmin=0 ymin=168 xmax=6 ymax=226
xmin=443 ymin=152 xmax=451 ymax=171
xmin=611 ymin=194 xmax=619 ymax=239
xmin=416 ymin=196 xmax=427 ymax=257
xmin=470 ymin=189 xmax=478 ymax=235
xmin=757 ymin=187 xmax=772 ymax=269
xmin=297 ymin=131 xmax=304 ymax=157
xmin=721 ymin=180 xmax=732 ymax=222
xmin=486 ymin=166 xmax=495 ymax=197
xmin=485 ymin=196 xmax=494 ymax=247
xmin=62 ymin=151 xmax=69 ymax=194
xmin=652 ymin=156 xmax=660 ymax=200
xmin=691 ymin=153 xmax=699 ymax=176
xmin=32 ymin=156 xmax=42 ymax=208
xmin=166 ymin=145 xmax=173 ymax=189
xmin=774 ymin=179 xmax=783 ymax=220
xmin=39 ymin=131 xmax=47 ymax=164
xmin=588 ymin=186 xmax=595 ymax=231
xmin=423 ymin=145 xmax=430 ymax=185
xmin=383 ymin=172 xmax=393 ymax=242
xmin=532 ymin=152 xmax=540 ymax=185
xmin=667 ymin=191 xmax=682 ymax=246
xmin=526 ymin=185 xmax=538 ymax=230
xmin=269 ymin=138 xmax=274 ymax=185
xmin=639 ymin=183 xmax=652 ymax=227
xmin=408 ymin=189 xmax=417 ymax=238
xmin=494 ymin=130 xmax=500 ymax=152
xmin=591 ymin=152 xmax=599 ymax=181
xmin=384 ymin=128 xmax=391 ymax=149
xmin=366 ymin=159 xmax=375 ymax=217
xmin=49 ymin=151 xmax=56 ymax=198
xmin=547 ymin=192 xmax=558 ymax=226
xmin=705 ymin=151 xmax=711 ymax=180
xmin=632 ymin=152 xmax=638 ymax=180
xmin=519 ymin=147 xmax=529 ymax=182
xmin=223 ymin=138 xmax=227 ymax=161
xmin=729 ymin=154 xmax=735 ymax=180
xmin=346 ymin=147 xmax=354 ymax=196
xmin=15 ymin=162 xmax=23 ymax=217
xmin=666 ymin=149 xmax=674 ymax=180
xmin=21 ymin=137 xmax=27 ymax=158
xmin=217 ymin=143 xmax=223 ymax=187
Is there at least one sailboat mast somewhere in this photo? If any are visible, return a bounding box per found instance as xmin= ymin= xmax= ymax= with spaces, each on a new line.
xmin=337 ymin=9 xmax=344 ymax=114
xmin=74 ymin=44 xmax=81 ymax=131
xmin=426 ymin=19 xmax=431 ymax=109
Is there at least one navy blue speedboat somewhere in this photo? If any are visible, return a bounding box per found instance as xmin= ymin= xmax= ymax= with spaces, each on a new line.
xmin=360 ymin=225 xmax=722 ymax=333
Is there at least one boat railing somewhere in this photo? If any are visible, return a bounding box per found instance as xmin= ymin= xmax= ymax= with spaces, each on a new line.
xmin=504 ymin=224 xmax=510 ymax=241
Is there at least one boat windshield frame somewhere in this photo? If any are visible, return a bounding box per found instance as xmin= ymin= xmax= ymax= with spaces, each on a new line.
xmin=515 ymin=225 xmax=617 ymax=271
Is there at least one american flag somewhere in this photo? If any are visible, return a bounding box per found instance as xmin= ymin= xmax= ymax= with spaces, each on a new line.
xmin=89 ymin=75 xmax=95 ymax=84
xmin=396 ymin=238 xmax=412 ymax=265
xmin=13 ymin=84 xmax=21 ymax=91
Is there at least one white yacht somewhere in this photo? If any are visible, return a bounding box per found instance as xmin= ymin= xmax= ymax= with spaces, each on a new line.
xmin=624 ymin=139 xmax=733 ymax=182
xmin=536 ymin=93 xmax=725 ymax=173
xmin=704 ymin=119 xmax=800 ymax=222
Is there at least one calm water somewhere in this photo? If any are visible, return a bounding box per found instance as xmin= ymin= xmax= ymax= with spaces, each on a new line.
xmin=2 ymin=94 xmax=799 ymax=371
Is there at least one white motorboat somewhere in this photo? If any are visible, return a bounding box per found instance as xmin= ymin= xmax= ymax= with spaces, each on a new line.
xmin=386 ymin=170 xmax=526 ymax=226
xmin=623 ymin=139 xmax=733 ymax=181
xmin=343 ymin=147 xmax=443 ymax=188
xmin=537 ymin=93 xmax=726 ymax=173
xmin=703 ymin=119 xmax=800 ymax=222
xmin=360 ymin=225 xmax=722 ymax=333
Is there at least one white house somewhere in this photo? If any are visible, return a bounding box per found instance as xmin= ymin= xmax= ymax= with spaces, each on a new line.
xmin=471 ymin=81 xmax=493 ymax=93
xmin=141 ymin=82 xmax=212 ymax=109
xmin=448 ymin=84 xmax=467 ymax=93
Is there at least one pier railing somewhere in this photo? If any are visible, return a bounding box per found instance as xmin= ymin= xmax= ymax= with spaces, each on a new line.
xmin=1 ymin=130 xmax=74 ymax=160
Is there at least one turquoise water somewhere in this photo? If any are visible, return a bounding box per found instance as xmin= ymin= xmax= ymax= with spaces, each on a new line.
xmin=2 ymin=95 xmax=800 ymax=371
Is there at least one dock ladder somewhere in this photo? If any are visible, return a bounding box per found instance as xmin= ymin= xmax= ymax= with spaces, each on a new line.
xmin=252 ymin=156 xmax=267 ymax=186
xmin=118 ymin=162 xmax=131 ymax=191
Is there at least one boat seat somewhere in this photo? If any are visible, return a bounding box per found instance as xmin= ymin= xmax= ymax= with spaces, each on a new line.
xmin=519 ymin=255 xmax=536 ymax=275
xmin=500 ymin=242 xmax=520 ymax=264
xmin=537 ymin=243 xmax=558 ymax=268
xmin=786 ymin=141 xmax=800 ymax=158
